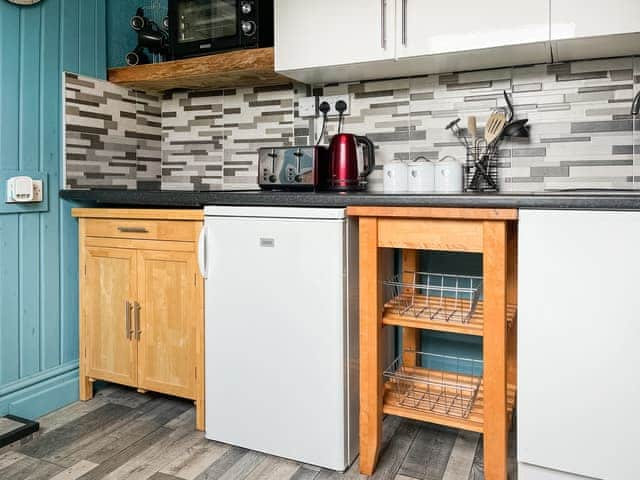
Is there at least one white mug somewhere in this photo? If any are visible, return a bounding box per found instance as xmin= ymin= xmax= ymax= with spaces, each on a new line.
xmin=434 ymin=156 xmax=463 ymax=193
xmin=407 ymin=157 xmax=435 ymax=193
xmin=383 ymin=161 xmax=408 ymax=193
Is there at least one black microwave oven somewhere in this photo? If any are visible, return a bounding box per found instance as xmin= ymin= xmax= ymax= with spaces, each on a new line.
xmin=168 ymin=0 xmax=274 ymax=60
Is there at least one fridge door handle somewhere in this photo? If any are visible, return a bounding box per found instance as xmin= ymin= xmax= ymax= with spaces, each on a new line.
xmin=197 ymin=224 xmax=209 ymax=279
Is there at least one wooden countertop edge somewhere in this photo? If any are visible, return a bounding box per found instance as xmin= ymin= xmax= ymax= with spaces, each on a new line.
xmin=345 ymin=206 xmax=518 ymax=220
xmin=71 ymin=208 xmax=204 ymax=221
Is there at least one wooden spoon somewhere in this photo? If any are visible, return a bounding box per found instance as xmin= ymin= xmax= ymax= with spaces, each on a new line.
xmin=485 ymin=111 xmax=506 ymax=146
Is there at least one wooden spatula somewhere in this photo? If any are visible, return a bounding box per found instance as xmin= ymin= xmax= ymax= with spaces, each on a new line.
xmin=485 ymin=111 xmax=506 ymax=146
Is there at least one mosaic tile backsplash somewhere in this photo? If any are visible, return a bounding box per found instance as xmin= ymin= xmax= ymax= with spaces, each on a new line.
xmin=64 ymin=73 xmax=162 ymax=190
xmin=65 ymin=57 xmax=640 ymax=192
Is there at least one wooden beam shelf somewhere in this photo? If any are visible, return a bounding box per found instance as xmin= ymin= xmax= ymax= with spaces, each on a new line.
xmin=107 ymin=48 xmax=290 ymax=92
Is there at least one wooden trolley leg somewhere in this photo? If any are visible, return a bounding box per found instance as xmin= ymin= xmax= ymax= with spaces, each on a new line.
xmin=402 ymin=249 xmax=420 ymax=367
xmin=483 ymin=221 xmax=508 ymax=480
xmin=359 ymin=217 xmax=383 ymax=476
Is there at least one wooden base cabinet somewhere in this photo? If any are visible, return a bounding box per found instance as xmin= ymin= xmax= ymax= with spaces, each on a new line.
xmin=73 ymin=209 xmax=205 ymax=430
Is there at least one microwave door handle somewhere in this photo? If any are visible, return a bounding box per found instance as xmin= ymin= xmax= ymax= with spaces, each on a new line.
xmin=197 ymin=225 xmax=209 ymax=279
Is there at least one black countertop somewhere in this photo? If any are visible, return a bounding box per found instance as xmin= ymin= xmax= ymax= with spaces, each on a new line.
xmin=59 ymin=189 xmax=640 ymax=210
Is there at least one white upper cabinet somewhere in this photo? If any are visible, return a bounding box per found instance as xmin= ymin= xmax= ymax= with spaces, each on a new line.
xmin=396 ymin=1 xmax=549 ymax=58
xmin=551 ymin=0 xmax=640 ymax=40
xmin=274 ymin=0 xmax=640 ymax=84
xmin=551 ymin=0 xmax=640 ymax=61
xmin=275 ymin=0 xmax=395 ymax=77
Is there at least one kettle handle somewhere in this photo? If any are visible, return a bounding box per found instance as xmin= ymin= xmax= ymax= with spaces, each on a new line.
xmin=356 ymin=136 xmax=376 ymax=178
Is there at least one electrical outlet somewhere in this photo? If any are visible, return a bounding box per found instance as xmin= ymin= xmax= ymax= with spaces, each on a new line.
xmin=320 ymin=94 xmax=350 ymax=117
xmin=297 ymin=94 xmax=352 ymax=118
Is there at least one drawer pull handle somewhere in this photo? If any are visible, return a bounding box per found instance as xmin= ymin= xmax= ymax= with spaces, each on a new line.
xmin=117 ymin=226 xmax=149 ymax=233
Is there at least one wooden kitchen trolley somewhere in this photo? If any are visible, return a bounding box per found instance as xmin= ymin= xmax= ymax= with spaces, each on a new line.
xmin=346 ymin=207 xmax=517 ymax=479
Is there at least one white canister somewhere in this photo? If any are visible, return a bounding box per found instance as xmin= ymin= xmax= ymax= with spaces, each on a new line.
xmin=434 ymin=156 xmax=463 ymax=193
xmin=383 ymin=160 xmax=408 ymax=193
xmin=407 ymin=157 xmax=435 ymax=193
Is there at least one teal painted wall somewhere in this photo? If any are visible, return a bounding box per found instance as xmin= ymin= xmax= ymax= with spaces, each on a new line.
xmin=107 ymin=0 xmax=167 ymax=68
xmin=0 ymin=0 xmax=106 ymax=420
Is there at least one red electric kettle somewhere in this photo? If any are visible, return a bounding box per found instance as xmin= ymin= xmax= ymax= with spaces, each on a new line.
xmin=327 ymin=133 xmax=376 ymax=191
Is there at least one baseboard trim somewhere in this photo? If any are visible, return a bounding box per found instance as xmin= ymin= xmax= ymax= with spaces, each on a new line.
xmin=0 ymin=364 xmax=79 ymax=420
xmin=0 ymin=361 xmax=78 ymax=398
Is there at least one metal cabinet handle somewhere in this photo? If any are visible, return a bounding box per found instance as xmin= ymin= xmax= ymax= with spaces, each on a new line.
xmin=197 ymin=225 xmax=209 ymax=279
xmin=134 ymin=301 xmax=141 ymax=340
xmin=402 ymin=0 xmax=407 ymax=46
xmin=125 ymin=300 xmax=132 ymax=339
xmin=117 ymin=226 xmax=148 ymax=233
xmin=380 ymin=0 xmax=387 ymax=50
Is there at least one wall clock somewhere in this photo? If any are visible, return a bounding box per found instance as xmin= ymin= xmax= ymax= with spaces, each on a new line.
xmin=5 ymin=0 xmax=43 ymax=5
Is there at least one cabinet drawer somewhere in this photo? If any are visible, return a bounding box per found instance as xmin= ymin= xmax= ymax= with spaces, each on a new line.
xmin=85 ymin=219 xmax=199 ymax=242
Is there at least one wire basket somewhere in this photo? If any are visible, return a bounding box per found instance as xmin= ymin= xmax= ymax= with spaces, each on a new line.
xmin=465 ymin=145 xmax=499 ymax=192
xmin=384 ymin=272 xmax=483 ymax=324
xmin=384 ymin=351 xmax=483 ymax=418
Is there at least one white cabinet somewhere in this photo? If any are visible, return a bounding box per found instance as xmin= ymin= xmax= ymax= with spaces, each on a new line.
xmin=518 ymin=210 xmax=640 ymax=480
xmin=274 ymin=0 xmax=395 ymax=82
xmin=397 ymin=1 xmax=549 ymax=58
xmin=551 ymin=0 xmax=640 ymax=61
xmin=394 ymin=0 xmax=550 ymax=76
xmin=275 ymin=0 xmax=550 ymax=84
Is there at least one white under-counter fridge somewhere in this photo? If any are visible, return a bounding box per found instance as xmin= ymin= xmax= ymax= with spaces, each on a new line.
xmin=198 ymin=206 xmax=359 ymax=471
xmin=518 ymin=210 xmax=640 ymax=480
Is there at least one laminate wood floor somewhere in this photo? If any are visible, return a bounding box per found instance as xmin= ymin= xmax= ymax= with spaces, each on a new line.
xmin=0 ymin=385 xmax=516 ymax=480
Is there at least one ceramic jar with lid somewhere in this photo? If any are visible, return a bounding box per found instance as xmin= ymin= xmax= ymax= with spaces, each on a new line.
xmin=383 ymin=160 xmax=409 ymax=193
xmin=434 ymin=155 xmax=463 ymax=193
xmin=407 ymin=156 xmax=435 ymax=193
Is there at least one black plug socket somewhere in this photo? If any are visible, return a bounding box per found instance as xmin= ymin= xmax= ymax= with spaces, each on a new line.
xmin=318 ymin=101 xmax=331 ymax=116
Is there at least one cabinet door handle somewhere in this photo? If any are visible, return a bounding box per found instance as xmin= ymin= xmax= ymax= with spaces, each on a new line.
xmin=134 ymin=301 xmax=141 ymax=340
xmin=197 ymin=225 xmax=209 ymax=279
xmin=402 ymin=0 xmax=407 ymax=46
xmin=125 ymin=300 xmax=132 ymax=340
xmin=117 ymin=226 xmax=148 ymax=233
xmin=380 ymin=0 xmax=387 ymax=50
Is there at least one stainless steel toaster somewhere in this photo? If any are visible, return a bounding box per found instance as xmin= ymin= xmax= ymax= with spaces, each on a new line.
xmin=257 ymin=146 xmax=330 ymax=190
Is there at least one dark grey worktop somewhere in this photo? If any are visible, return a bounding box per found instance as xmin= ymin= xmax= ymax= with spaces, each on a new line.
xmin=59 ymin=189 xmax=640 ymax=210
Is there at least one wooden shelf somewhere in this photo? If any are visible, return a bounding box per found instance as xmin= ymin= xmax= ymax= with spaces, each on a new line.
xmin=107 ymin=48 xmax=290 ymax=92
xmin=383 ymin=368 xmax=516 ymax=434
xmin=383 ymin=294 xmax=517 ymax=336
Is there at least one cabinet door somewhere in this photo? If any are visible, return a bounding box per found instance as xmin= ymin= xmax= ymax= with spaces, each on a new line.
xmin=518 ymin=211 xmax=640 ymax=480
xmin=551 ymin=0 xmax=640 ymax=40
xmin=397 ymin=0 xmax=549 ymax=58
xmin=84 ymin=247 xmax=138 ymax=387
xmin=550 ymin=0 xmax=640 ymax=61
xmin=136 ymin=250 xmax=202 ymax=399
xmin=275 ymin=0 xmax=395 ymax=72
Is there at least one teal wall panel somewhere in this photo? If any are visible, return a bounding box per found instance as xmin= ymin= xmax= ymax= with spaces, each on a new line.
xmin=0 ymin=0 xmax=106 ymax=419
xmin=107 ymin=0 xmax=167 ymax=68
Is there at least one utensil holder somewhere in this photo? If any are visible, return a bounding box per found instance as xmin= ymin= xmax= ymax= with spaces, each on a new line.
xmin=384 ymin=351 xmax=483 ymax=418
xmin=465 ymin=145 xmax=499 ymax=192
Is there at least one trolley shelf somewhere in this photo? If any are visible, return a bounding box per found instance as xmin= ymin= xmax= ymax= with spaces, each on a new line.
xmin=383 ymin=368 xmax=516 ymax=433
xmin=383 ymin=295 xmax=517 ymax=336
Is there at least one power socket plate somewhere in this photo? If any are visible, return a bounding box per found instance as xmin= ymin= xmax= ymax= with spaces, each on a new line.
xmin=298 ymin=94 xmax=351 ymax=118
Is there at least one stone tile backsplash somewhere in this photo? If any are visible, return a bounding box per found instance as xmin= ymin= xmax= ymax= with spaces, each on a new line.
xmin=64 ymin=73 xmax=162 ymax=190
xmin=64 ymin=56 xmax=640 ymax=192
